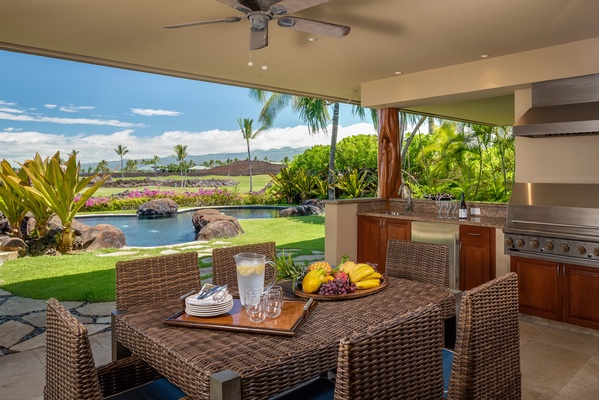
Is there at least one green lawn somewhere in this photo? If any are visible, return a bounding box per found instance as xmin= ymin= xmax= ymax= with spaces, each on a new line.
xmin=94 ymin=174 xmax=272 ymax=197
xmin=0 ymin=215 xmax=324 ymax=302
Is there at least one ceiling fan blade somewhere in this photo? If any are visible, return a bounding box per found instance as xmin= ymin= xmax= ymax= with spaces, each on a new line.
xmin=250 ymin=25 xmax=268 ymax=50
xmin=270 ymin=0 xmax=332 ymax=15
xmin=277 ymin=17 xmax=350 ymax=38
xmin=164 ymin=17 xmax=240 ymax=29
xmin=217 ymin=0 xmax=252 ymax=13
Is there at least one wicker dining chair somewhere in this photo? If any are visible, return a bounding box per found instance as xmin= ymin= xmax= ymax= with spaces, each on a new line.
xmin=45 ymin=298 xmax=189 ymax=400
xmin=445 ymin=272 xmax=521 ymax=399
xmin=386 ymin=239 xmax=450 ymax=287
xmin=211 ymin=241 xmax=276 ymax=290
xmin=269 ymin=302 xmax=445 ymax=400
xmin=115 ymin=252 xmax=201 ymax=310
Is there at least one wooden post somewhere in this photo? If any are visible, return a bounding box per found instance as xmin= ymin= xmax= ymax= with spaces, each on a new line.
xmin=378 ymin=108 xmax=401 ymax=199
xmin=210 ymin=369 xmax=241 ymax=400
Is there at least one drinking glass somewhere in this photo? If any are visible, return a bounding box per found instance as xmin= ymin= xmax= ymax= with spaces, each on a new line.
xmin=265 ymin=286 xmax=284 ymax=318
xmin=245 ymin=288 xmax=266 ymax=323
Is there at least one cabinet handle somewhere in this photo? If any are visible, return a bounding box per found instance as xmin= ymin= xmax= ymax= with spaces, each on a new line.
xmin=556 ymin=264 xmax=560 ymax=275
xmin=468 ymin=233 xmax=481 ymax=236
xmin=563 ymin=264 xmax=566 ymax=275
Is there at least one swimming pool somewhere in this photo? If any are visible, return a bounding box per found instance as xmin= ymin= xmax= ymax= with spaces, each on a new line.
xmin=78 ymin=206 xmax=284 ymax=247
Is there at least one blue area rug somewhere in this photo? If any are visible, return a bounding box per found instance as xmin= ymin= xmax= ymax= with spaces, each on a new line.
xmin=442 ymin=348 xmax=454 ymax=397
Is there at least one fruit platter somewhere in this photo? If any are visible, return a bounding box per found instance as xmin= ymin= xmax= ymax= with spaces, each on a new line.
xmin=276 ymin=254 xmax=389 ymax=301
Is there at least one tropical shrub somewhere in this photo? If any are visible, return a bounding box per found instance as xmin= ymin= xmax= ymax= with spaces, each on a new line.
xmin=335 ymin=134 xmax=378 ymax=171
xmin=333 ymin=168 xmax=378 ymax=199
xmin=0 ymin=161 xmax=30 ymax=237
xmin=78 ymin=188 xmax=278 ymax=212
xmin=0 ymin=152 xmax=109 ymax=251
xmin=288 ymin=145 xmax=330 ymax=176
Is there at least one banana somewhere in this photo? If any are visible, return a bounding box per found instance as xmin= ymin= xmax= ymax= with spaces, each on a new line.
xmin=364 ymin=271 xmax=382 ymax=281
xmin=355 ymin=279 xmax=381 ymax=289
xmin=349 ymin=264 xmax=375 ymax=283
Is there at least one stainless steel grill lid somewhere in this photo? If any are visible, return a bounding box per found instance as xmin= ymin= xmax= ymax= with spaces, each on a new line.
xmin=504 ymin=182 xmax=599 ymax=266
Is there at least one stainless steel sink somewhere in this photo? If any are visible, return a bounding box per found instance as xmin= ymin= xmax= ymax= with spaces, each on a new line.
xmin=382 ymin=211 xmax=412 ymax=216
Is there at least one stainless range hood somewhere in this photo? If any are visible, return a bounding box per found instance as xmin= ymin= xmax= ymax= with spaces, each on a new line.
xmin=514 ymin=74 xmax=599 ymax=137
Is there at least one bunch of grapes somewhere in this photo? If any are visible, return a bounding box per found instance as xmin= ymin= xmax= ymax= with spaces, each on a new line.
xmin=319 ymin=277 xmax=357 ymax=295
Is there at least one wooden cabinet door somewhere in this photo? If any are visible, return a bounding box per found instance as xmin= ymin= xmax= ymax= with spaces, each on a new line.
xmin=563 ymin=264 xmax=599 ymax=330
xmin=459 ymin=225 xmax=495 ymax=291
xmin=511 ymin=256 xmax=561 ymax=320
xmin=357 ymin=216 xmax=383 ymax=267
xmin=381 ymin=219 xmax=411 ymax=273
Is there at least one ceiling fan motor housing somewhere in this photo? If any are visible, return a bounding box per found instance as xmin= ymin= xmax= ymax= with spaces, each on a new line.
xmin=248 ymin=13 xmax=271 ymax=29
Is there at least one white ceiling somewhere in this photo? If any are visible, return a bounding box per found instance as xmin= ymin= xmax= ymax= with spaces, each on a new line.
xmin=2 ymin=0 xmax=599 ymax=124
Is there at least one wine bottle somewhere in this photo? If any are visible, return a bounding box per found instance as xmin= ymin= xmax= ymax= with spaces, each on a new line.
xmin=459 ymin=193 xmax=468 ymax=219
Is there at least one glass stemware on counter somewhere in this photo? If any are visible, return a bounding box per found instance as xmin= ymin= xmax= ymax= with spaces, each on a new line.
xmin=433 ymin=193 xmax=458 ymax=219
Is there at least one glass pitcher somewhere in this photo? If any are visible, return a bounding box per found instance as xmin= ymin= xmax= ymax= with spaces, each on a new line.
xmin=233 ymin=252 xmax=277 ymax=306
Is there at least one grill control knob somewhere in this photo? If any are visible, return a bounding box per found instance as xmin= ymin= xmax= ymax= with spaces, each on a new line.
xmin=561 ymin=243 xmax=570 ymax=253
xmin=577 ymin=245 xmax=587 ymax=255
xmin=594 ymin=248 xmax=599 ymax=257
xmin=530 ymin=240 xmax=539 ymax=249
xmin=516 ymin=239 xmax=525 ymax=248
xmin=545 ymin=242 xmax=555 ymax=251
xmin=505 ymin=238 xmax=513 ymax=247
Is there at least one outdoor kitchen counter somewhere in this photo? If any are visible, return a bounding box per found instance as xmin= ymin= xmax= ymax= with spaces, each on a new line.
xmin=357 ymin=210 xmax=506 ymax=229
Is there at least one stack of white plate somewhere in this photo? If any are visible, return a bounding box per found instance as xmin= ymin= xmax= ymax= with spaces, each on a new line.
xmin=185 ymin=294 xmax=234 ymax=317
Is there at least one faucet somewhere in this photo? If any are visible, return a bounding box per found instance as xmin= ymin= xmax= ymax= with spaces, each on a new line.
xmin=399 ymin=182 xmax=413 ymax=212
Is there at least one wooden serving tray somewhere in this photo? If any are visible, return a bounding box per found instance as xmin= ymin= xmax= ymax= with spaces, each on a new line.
xmin=164 ymin=298 xmax=316 ymax=337
xmin=293 ymin=275 xmax=390 ymax=301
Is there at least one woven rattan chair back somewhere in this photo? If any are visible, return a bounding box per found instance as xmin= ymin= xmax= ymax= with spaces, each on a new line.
xmin=45 ymin=298 xmax=104 ymax=400
xmin=448 ymin=272 xmax=521 ymax=399
xmin=334 ymin=302 xmax=444 ymax=400
xmin=116 ymin=252 xmax=201 ymax=310
xmin=212 ymin=242 xmax=276 ymax=290
xmin=386 ymin=239 xmax=450 ymax=287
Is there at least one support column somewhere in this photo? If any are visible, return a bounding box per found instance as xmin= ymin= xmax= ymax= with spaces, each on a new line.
xmin=377 ymin=108 xmax=401 ymax=199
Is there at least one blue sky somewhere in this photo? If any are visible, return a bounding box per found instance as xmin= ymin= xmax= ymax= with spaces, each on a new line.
xmin=0 ymin=50 xmax=375 ymax=165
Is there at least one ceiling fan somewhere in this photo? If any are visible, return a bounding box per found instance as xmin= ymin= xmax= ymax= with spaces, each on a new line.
xmin=164 ymin=0 xmax=351 ymax=50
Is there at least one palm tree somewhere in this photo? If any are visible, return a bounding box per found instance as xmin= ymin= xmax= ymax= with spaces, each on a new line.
xmin=142 ymin=155 xmax=160 ymax=178
xmin=238 ymin=118 xmax=265 ymax=192
xmin=249 ymin=90 xmax=377 ymax=200
xmin=114 ymin=145 xmax=128 ymax=180
xmin=125 ymin=159 xmax=138 ymax=172
xmin=95 ymin=159 xmax=110 ymax=173
xmin=173 ymin=144 xmax=188 ymax=187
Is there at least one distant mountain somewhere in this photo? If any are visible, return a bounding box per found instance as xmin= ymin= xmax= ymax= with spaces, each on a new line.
xmin=79 ymin=146 xmax=309 ymax=171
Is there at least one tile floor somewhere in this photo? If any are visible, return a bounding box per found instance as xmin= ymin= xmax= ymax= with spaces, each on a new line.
xmin=1 ymin=317 xmax=599 ymax=399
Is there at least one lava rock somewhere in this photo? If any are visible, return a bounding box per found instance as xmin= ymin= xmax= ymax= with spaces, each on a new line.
xmin=192 ymin=209 xmax=244 ymax=240
xmin=0 ymin=234 xmax=28 ymax=256
xmin=137 ymin=198 xmax=178 ymax=218
xmin=280 ymin=199 xmax=324 ymax=217
xmin=81 ymin=224 xmax=127 ymax=250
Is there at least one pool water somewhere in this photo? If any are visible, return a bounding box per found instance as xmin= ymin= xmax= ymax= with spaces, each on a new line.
xmin=79 ymin=207 xmax=282 ymax=247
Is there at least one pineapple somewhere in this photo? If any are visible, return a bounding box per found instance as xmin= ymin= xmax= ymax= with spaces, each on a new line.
xmin=275 ymin=251 xmax=306 ymax=287
xmin=307 ymin=261 xmax=333 ymax=276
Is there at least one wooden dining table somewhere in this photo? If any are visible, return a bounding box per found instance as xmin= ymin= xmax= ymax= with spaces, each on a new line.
xmin=114 ymin=277 xmax=455 ymax=400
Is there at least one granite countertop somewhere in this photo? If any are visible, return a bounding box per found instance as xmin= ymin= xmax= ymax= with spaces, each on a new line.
xmin=356 ymin=210 xmax=506 ymax=229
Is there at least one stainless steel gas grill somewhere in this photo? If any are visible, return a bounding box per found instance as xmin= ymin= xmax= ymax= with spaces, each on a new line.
xmin=503 ymin=182 xmax=599 ymax=267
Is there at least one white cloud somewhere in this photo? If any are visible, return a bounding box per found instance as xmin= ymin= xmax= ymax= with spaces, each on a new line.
xmin=0 ymin=123 xmax=377 ymax=165
xmin=0 ymin=111 xmax=146 ymax=128
xmin=0 ymin=100 xmax=17 ymax=106
xmin=44 ymin=104 xmax=58 ymax=109
xmin=0 ymin=107 xmax=24 ymax=113
xmin=59 ymin=105 xmax=95 ymax=113
xmin=131 ymin=108 xmax=183 ymax=117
